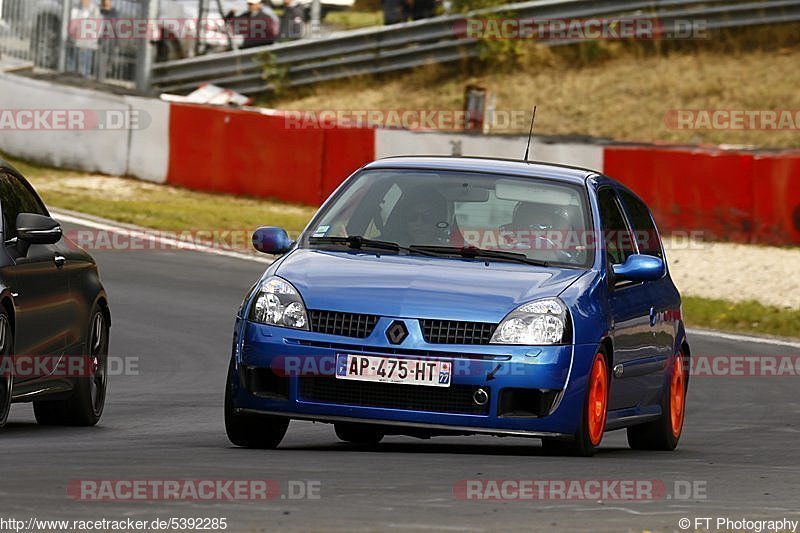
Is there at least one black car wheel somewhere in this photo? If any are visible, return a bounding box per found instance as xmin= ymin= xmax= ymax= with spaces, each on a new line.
xmin=34 ymin=304 xmax=109 ymax=426
xmin=0 ymin=310 xmax=13 ymax=428
xmin=225 ymin=355 xmax=289 ymax=449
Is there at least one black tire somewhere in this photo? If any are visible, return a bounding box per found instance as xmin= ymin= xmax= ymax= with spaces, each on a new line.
xmin=627 ymin=350 xmax=687 ymax=451
xmin=542 ymin=350 xmax=609 ymax=457
xmin=225 ymin=356 xmax=289 ymax=449
xmin=334 ymin=423 xmax=384 ymax=446
xmin=34 ymin=305 xmax=109 ymax=426
xmin=0 ymin=310 xmax=13 ymax=428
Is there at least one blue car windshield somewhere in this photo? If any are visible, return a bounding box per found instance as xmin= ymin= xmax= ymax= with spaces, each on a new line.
xmin=303 ymin=169 xmax=593 ymax=268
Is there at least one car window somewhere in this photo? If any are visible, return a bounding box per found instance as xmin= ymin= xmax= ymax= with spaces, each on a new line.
xmin=306 ymin=169 xmax=593 ymax=268
xmin=0 ymin=171 xmax=47 ymax=240
xmin=618 ymin=189 xmax=664 ymax=260
xmin=597 ymin=187 xmax=636 ymax=266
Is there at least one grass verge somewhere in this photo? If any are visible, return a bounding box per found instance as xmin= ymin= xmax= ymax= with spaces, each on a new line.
xmin=5 ymin=154 xmax=800 ymax=339
xmin=325 ymin=10 xmax=382 ymax=30
xmin=4 ymin=154 xmax=317 ymax=235
xmin=264 ymin=25 xmax=800 ymax=148
xmin=682 ymin=297 xmax=800 ymax=340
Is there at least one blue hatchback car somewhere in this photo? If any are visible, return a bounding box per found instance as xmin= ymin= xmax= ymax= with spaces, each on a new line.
xmin=225 ymin=156 xmax=690 ymax=456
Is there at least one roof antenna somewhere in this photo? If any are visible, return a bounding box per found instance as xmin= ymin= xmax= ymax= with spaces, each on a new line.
xmin=523 ymin=106 xmax=537 ymax=163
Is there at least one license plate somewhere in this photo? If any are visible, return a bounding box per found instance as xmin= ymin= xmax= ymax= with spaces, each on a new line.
xmin=335 ymin=354 xmax=451 ymax=387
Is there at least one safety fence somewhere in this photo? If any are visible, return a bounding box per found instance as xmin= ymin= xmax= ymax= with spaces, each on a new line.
xmin=0 ymin=0 xmax=151 ymax=86
xmin=151 ymin=0 xmax=800 ymax=96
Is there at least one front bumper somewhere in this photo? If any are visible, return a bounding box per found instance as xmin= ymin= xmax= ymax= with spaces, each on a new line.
xmin=230 ymin=317 xmax=600 ymax=437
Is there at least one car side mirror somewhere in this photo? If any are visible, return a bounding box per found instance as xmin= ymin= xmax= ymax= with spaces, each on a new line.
xmin=17 ymin=213 xmax=63 ymax=245
xmin=252 ymin=226 xmax=294 ymax=254
xmin=612 ymin=254 xmax=665 ymax=283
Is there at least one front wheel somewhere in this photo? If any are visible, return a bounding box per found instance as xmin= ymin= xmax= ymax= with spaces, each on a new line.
xmin=0 ymin=311 xmax=13 ymax=428
xmin=542 ymin=351 xmax=608 ymax=457
xmin=225 ymin=356 xmax=288 ymax=449
xmin=34 ymin=305 xmax=109 ymax=426
xmin=627 ymin=350 xmax=687 ymax=451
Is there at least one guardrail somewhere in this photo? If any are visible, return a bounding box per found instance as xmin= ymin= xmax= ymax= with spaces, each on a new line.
xmin=151 ymin=0 xmax=800 ymax=96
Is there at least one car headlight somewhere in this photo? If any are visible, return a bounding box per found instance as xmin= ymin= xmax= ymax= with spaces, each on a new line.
xmin=249 ymin=276 xmax=308 ymax=330
xmin=490 ymin=298 xmax=569 ymax=345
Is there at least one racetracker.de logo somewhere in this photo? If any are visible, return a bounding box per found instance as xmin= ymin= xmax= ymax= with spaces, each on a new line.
xmin=664 ymin=109 xmax=800 ymax=130
xmin=281 ymin=109 xmax=531 ymax=131
xmin=0 ymin=355 xmax=138 ymax=378
xmin=455 ymin=17 xmax=708 ymax=40
xmin=0 ymin=109 xmax=150 ymax=131
xmin=67 ymin=479 xmax=321 ymax=501
xmin=67 ymin=18 xmax=276 ymax=44
xmin=454 ymin=479 xmax=707 ymax=501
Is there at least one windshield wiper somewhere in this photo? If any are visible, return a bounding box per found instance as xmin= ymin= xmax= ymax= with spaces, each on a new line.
xmin=409 ymin=245 xmax=550 ymax=267
xmin=308 ymin=236 xmax=439 ymax=257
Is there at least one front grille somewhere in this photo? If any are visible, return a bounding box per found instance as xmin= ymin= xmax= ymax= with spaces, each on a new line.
xmin=420 ymin=319 xmax=497 ymax=345
xmin=308 ymin=310 xmax=379 ymax=338
xmin=299 ymin=377 xmax=490 ymax=415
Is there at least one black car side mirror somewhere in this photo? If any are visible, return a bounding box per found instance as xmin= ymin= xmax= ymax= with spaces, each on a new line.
xmin=16 ymin=213 xmax=63 ymax=254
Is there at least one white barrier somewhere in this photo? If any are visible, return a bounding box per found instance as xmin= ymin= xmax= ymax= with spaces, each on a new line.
xmin=375 ymin=129 xmax=604 ymax=172
xmin=0 ymin=73 xmax=169 ymax=183
xmin=125 ymin=95 xmax=170 ymax=184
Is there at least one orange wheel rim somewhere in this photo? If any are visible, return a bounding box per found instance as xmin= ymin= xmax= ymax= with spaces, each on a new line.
xmin=669 ymin=353 xmax=686 ymax=438
xmin=587 ymin=354 xmax=608 ymax=446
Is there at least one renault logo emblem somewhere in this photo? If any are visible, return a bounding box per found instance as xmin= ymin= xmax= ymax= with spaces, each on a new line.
xmin=386 ymin=321 xmax=408 ymax=344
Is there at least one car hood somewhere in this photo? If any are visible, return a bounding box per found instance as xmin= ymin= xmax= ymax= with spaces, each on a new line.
xmin=274 ymin=249 xmax=586 ymax=323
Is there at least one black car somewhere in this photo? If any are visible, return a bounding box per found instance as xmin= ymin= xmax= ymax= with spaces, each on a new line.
xmin=0 ymin=159 xmax=110 ymax=429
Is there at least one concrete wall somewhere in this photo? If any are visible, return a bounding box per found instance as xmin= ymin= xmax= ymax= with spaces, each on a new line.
xmin=0 ymin=73 xmax=169 ymax=182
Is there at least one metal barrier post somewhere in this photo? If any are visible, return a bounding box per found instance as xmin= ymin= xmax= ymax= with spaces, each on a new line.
xmin=136 ymin=0 xmax=159 ymax=93
xmin=57 ymin=0 xmax=70 ymax=72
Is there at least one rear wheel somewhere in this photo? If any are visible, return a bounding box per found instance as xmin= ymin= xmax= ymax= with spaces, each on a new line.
xmin=225 ymin=356 xmax=289 ymax=449
xmin=627 ymin=350 xmax=687 ymax=451
xmin=542 ymin=351 xmax=608 ymax=457
xmin=334 ymin=423 xmax=384 ymax=446
xmin=0 ymin=311 xmax=13 ymax=428
xmin=34 ymin=305 xmax=109 ymax=426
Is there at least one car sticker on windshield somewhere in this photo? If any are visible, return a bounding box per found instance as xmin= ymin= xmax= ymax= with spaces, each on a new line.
xmin=312 ymin=225 xmax=330 ymax=238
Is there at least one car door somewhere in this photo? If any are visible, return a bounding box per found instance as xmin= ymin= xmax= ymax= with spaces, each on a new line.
xmin=0 ymin=170 xmax=71 ymax=368
xmin=597 ymin=186 xmax=660 ymax=411
xmin=617 ymin=188 xmax=677 ymax=403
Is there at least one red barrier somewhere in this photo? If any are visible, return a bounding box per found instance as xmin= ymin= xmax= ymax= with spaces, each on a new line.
xmin=166 ymin=104 xmax=374 ymax=205
xmin=604 ymin=146 xmax=760 ymax=242
xmin=320 ymin=126 xmax=376 ymax=201
xmin=752 ymin=153 xmax=800 ymax=245
xmin=163 ymin=103 xmax=799 ymax=244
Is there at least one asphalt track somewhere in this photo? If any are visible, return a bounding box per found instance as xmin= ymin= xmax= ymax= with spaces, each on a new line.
xmin=3 ymin=218 xmax=800 ymax=532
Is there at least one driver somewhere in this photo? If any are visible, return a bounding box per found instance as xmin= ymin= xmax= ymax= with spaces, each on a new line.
xmin=384 ymin=187 xmax=450 ymax=245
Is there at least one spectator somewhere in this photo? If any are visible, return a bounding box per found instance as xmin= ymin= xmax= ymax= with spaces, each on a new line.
xmin=69 ymin=0 xmax=101 ymax=78
xmin=98 ymin=0 xmax=120 ymax=80
xmin=280 ymin=0 xmax=306 ymax=40
xmin=412 ymin=0 xmax=436 ymax=20
xmin=225 ymin=0 xmax=280 ymax=49
xmin=383 ymin=0 xmax=412 ymax=25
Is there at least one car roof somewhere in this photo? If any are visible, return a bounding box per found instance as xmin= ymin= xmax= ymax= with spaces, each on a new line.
xmin=363 ymin=156 xmax=598 ymax=186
